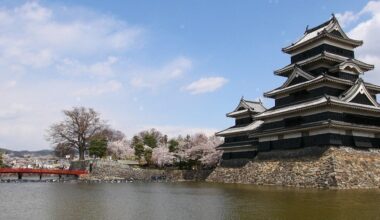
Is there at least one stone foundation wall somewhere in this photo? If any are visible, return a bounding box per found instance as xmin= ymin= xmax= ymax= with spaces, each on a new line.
xmin=207 ymin=147 xmax=380 ymax=189
xmin=80 ymin=160 xmax=212 ymax=182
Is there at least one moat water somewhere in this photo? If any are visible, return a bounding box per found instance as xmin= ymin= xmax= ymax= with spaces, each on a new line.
xmin=1 ymin=181 xmax=380 ymax=220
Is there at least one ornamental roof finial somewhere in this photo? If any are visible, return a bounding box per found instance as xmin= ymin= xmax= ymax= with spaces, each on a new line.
xmin=305 ymin=25 xmax=309 ymax=33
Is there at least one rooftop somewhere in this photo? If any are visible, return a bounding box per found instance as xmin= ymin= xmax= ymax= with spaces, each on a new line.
xmin=216 ymin=120 xmax=264 ymax=136
xmin=226 ymin=98 xmax=266 ymax=117
xmin=282 ymin=15 xmax=363 ymax=54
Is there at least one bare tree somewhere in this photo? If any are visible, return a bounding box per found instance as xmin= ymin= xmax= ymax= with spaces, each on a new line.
xmin=97 ymin=128 xmax=125 ymax=142
xmin=54 ymin=143 xmax=77 ymax=158
xmin=47 ymin=107 xmax=107 ymax=160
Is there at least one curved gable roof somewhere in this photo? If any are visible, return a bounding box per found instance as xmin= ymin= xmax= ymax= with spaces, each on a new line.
xmin=275 ymin=52 xmax=373 ymax=76
xmin=339 ymin=79 xmax=379 ymax=107
xmin=282 ymin=15 xmax=362 ymax=53
xmin=280 ymin=66 xmax=315 ymax=88
xmin=226 ymin=98 xmax=266 ymax=117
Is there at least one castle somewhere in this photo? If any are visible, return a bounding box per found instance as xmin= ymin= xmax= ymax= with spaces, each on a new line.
xmin=216 ymin=15 xmax=380 ymax=160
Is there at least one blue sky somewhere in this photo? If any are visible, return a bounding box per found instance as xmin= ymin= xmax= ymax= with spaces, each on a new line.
xmin=0 ymin=0 xmax=379 ymax=150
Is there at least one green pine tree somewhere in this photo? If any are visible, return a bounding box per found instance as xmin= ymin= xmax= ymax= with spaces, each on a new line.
xmin=144 ymin=148 xmax=153 ymax=165
xmin=134 ymin=143 xmax=145 ymax=160
xmin=0 ymin=151 xmax=4 ymax=168
xmin=168 ymin=139 xmax=179 ymax=152
xmin=89 ymin=138 xmax=108 ymax=158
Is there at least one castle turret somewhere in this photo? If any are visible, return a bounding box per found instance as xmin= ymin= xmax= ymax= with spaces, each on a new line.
xmin=216 ymin=98 xmax=265 ymax=159
xmin=254 ymin=15 xmax=379 ymax=151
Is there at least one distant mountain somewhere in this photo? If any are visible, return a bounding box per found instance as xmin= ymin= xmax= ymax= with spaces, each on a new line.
xmin=0 ymin=148 xmax=54 ymax=157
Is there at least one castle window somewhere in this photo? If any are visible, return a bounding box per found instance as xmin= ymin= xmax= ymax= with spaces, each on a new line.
xmin=345 ymin=130 xmax=353 ymax=136
xmin=236 ymin=117 xmax=253 ymax=126
xmin=284 ymin=116 xmax=303 ymax=127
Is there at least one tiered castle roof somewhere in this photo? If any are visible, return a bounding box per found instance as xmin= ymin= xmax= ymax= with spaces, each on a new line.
xmin=216 ymin=98 xmax=265 ymax=136
xmin=217 ymin=15 xmax=380 ymax=159
xmin=275 ymin=52 xmax=374 ymax=76
xmin=282 ymin=15 xmax=362 ymax=54
xmin=253 ymin=15 xmax=380 ymax=150
xmin=216 ymin=98 xmax=265 ymax=157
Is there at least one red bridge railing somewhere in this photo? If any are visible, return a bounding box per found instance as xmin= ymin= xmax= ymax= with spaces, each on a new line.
xmin=0 ymin=168 xmax=88 ymax=176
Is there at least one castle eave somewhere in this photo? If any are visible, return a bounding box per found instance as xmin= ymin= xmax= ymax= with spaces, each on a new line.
xmin=282 ymin=33 xmax=363 ymax=54
xmin=282 ymin=16 xmax=363 ymax=54
xmin=255 ymin=96 xmax=380 ymax=120
xmin=275 ymin=52 xmax=349 ymax=76
xmin=251 ymin=120 xmax=380 ymax=138
xmin=216 ymin=121 xmax=264 ymax=136
xmin=216 ymin=144 xmax=257 ymax=152
xmin=264 ymin=74 xmax=353 ymax=98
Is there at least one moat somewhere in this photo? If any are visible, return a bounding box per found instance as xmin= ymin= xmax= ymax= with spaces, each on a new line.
xmin=1 ymin=182 xmax=380 ymax=220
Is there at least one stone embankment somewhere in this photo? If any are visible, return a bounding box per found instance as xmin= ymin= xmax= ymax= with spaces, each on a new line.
xmin=79 ymin=160 xmax=212 ymax=182
xmin=206 ymin=146 xmax=380 ymax=189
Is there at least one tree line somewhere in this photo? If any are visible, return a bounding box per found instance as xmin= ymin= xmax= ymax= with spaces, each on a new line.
xmin=0 ymin=151 xmax=4 ymax=168
xmin=47 ymin=107 xmax=223 ymax=169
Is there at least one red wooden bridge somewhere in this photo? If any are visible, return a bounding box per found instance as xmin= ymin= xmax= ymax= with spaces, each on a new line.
xmin=0 ymin=168 xmax=88 ymax=180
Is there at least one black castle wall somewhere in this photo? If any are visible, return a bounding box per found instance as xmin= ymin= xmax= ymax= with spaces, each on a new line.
xmin=275 ymin=87 xmax=345 ymax=107
xmin=261 ymin=111 xmax=380 ymax=130
xmin=258 ymin=133 xmax=380 ymax=152
xmin=291 ymin=44 xmax=354 ymax=63
xmin=307 ymin=67 xmax=358 ymax=81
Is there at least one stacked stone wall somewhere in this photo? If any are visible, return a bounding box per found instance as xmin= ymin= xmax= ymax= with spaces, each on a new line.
xmin=80 ymin=160 xmax=212 ymax=182
xmin=207 ymin=147 xmax=380 ymax=189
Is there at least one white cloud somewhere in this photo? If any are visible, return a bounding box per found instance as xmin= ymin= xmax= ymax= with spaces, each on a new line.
xmin=0 ymin=80 xmax=17 ymax=91
xmin=57 ymin=56 xmax=119 ymax=77
xmin=15 ymin=1 xmax=52 ymax=22
xmin=0 ymin=2 xmax=219 ymax=150
xmin=0 ymin=2 xmax=143 ymax=75
xmin=130 ymin=56 xmax=192 ymax=89
xmin=340 ymin=1 xmax=380 ymax=84
xmin=74 ymin=80 xmax=123 ymax=96
xmin=336 ymin=11 xmax=359 ymax=28
xmin=183 ymin=77 xmax=228 ymax=95
xmin=336 ymin=1 xmax=380 ymax=28
xmin=0 ymin=81 xmax=72 ymax=150
xmin=0 ymin=2 xmax=144 ymax=150
xmin=0 ymin=103 xmax=30 ymax=120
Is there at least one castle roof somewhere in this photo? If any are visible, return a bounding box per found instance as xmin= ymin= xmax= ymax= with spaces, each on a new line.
xmin=256 ymin=91 xmax=380 ymax=119
xmin=275 ymin=51 xmax=373 ymax=76
xmin=264 ymin=74 xmax=380 ymax=98
xmin=226 ymin=98 xmax=266 ymax=117
xmin=279 ymin=65 xmax=315 ymax=88
xmin=251 ymin=119 xmax=380 ymax=138
xmin=282 ymin=15 xmax=362 ymax=54
xmin=216 ymin=120 xmax=263 ymax=136
xmin=339 ymin=78 xmax=379 ymax=107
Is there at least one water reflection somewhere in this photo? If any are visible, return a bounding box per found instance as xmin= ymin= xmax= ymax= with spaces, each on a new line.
xmin=0 ymin=182 xmax=379 ymax=220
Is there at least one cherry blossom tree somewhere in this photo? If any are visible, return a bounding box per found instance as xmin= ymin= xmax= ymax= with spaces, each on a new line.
xmin=172 ymin=133 xmax=222 ymax=169
xmin=107 ymin=138 xmax=135 ymax=160
xmin=183 ymin=133 xmax=223 ymax=168
xmin=83 ymin=127 xmax=223 ymax=168
xmin=198 ymin=135 xmax=223 ymax=167
xmin=152 ymin=145 xmax=175 ymax=167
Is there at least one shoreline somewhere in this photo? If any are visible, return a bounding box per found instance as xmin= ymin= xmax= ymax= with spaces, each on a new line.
xmin=3 ymin=146 xmax=380 ymax=189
